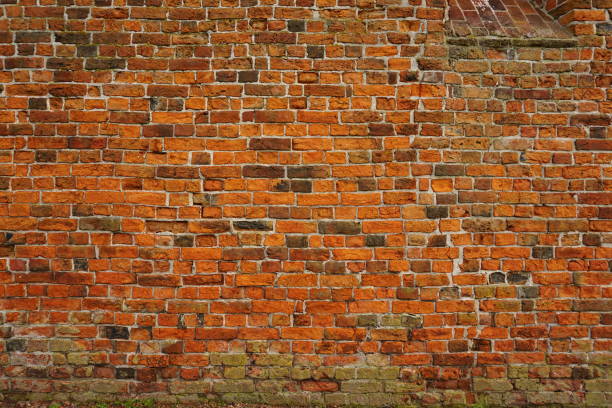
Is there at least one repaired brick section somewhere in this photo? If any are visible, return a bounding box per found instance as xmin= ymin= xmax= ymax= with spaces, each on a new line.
xmin=0 ymin=0 xmax=610 ymax=406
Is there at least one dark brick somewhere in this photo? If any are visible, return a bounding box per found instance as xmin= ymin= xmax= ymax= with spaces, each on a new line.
xmin=15 ymin=32 xmax=50 ymax=43
xmin=55 ymin=32 xmax=91 ymax=44
xmin=143 ymin=125 xmax=174 ymax=138
xmin=600 ymin=207 xmax=612 ymax=219
xmin=411 ymin=261 xmax=431 ymax=273
xmin=462 ymin=218 xmax=505 ymax=232
xmin=6 ymin=339 xmax=26 ymax=352
xmin=85 ymin=58 xmax=126 ymax=70
xmin=233 ymin=221 xmax=273 ymax=231
xmin=401 ymin=314 xmax=423 ymax=328
xmin=574 ymin=300 xmax=612 ymax=311
xmin=449 ymin=340 xmax=468 ymax=352
xmin=287 ymin=20 xmax=305 ymax=32
xmin=26 ymin=367 xmax=47 ymax=378
xmin=472 ymin=205 xmax=492 ymax=217
xmin=524 ymin=301 xmax=536 ymax=313
xmin=47 ymin=58 xmax=83 ymax=70
xmin=223 ymin=248 xmax=265 ymax=260
xmin=532 ymin=246 xmax=553 ymax=259
xmin=507 ymin=272 xmax=528 ymax=284
xmin=589 ymin=127 xmax=607 ymax=139
xmin=238 ymin=71 xmax=258 ymax=83
xmin=495 ymin=88 xmax=513 ymax=99
xmin=110 ymin=112 xmax=149 ymax=124
xmin=358 ymin=179 xmax=377 ymax=191
xmin=49 ymin=84 xmax=87 ymax=97
xmin=249 ymin=138 xmax=291 ymax=151
xmin=399 ymin=70 xmax=418 ymax=82
xmin=5 ymin=57 xmax=42 ymax=69
xmin=73 ymin=205 xmax=94 ymax=217
xmin=435 ymin=165 xmax=465 ymax=176
xmin=427 ymin=235 xmax=447 ymax=247
xmin=273 ymin=180 xmax=290 ymax=192
xmin=31 ymin=205 xmax=53 ymax=217
xmin=436 ymin=194 xmax=456 ymax=205
xmin=291 ymin=180 xmax=312 ymax=193
xmin=426 ymin=206 xmax=448 ymax=219
xmin=318 ymin=221 xmax=361 ymax=235
xmin=471 ymin=339 xmax=491 ymax=352
xmin=191 ymin=152 xmax=210 ymax=165
xmin=157 ymin=166 xmax=199 ymax=179
xmin=77 ymin=45 xmax=97 ymax=57
xmin=216 ymin=71 xmax=236 ymax=82
xmin=369 ymin=124 xmax=395 ymax=136
xmin=116 ymin=367 xmax=135 ymax=379
xmin=518 ymin=286 xmax=538 ymax=299
xmin=597 ymin=22 xmax=612 ymax=35
xmin=104 ymin=326 xmax=130 ymax=339
xmin=576 ymin=139 xmax=612 ymax=151
xmin=74 ymin=258 xmax=88 ymax=271
xmin=324 ymin=261 xmax=346 ymax=274
xmin=35 ymin=150 xmax=57 ymax=162
xmin=29 ymin=259 xmax=49 ymax=272
xmin=365 ymin=235 xmax=385 ymax=247
xmin=243 ymin=165 xmax=285 ymax=178
xmin=146 ymin=221 xmax=188 ymax=233
xmin=148 ymin=85 xmax=189 ymax=98
xmin=572 ymin=367 xmax=595 ymax=380
xmin=439 ymin=287 xmax=460 ymax=299
xmin=583 ymin=234 xmax=601 ymax=246
xmin=433 ymin=353 xmax=474 ymax=366
xmin=397 ymin=288 xmax=418 ymax=299
xmin=66 ymin=7 xmax=90 ymax=19
xmin=286 ymin=236 xmax=307 ymax=248
xmin=287 ymin=166 xmax=329 ymax=178
xmin=183 ymin=275 xmax=223 ymax=285
xmin=28 ymin=98 xmax=47 ymax=110
xmin=192 ymin=194 xmax=211 ymax=205
xmin=489 ymin=272 xmax=505 ymax=284
xmin=394 ymin=150 xmax=417 ymax=162
xmin=570 ymin=114 xmax=610 ymax=126
xmin=174 ymin=235 xmax=194 ymax=247
xmin=357 ymin=315 xmax=378 ymax=327
xmin=345 ymin=45 xmax=362 ymax=57
xmin=307 ymin=46 xmax=324 ymax=59
xmin=255 ymin=32 xmax=296 ymax=44
xmin=395 ymin=178 xmax=416 ymax=189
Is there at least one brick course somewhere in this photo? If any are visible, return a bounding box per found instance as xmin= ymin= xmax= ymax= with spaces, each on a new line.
xmin=0 ymin=0 xmax=610 ymax=406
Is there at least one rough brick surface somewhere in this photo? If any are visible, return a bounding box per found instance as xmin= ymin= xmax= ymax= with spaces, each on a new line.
xmin=0 ymin=0 xmax=610 ymax=406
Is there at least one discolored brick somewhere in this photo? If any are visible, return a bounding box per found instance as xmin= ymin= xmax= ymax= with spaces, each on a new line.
xmin=2 ymin=0 xmax=610 ymax=403
xmin=103 ymin=326 xmax=129 ymax=339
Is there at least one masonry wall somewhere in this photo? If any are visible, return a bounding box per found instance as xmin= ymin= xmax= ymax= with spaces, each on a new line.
xmin=0 ymin=0 xmax=610 ymax=406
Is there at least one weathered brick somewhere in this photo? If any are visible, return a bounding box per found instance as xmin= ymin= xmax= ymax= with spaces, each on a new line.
xmin=318 ymin=221 xmax=361 ymax=235
xmin=55 ymin=32 xmax=91 ymax=44
xmin=15 ymin=32 xmax=50 ymax=43
xmin=2 ymin=1 xmax=610 ymax=404
xmin=426 ymin=206 xmax=448 ymax=219
xmin=287 ymin=166 xmax=330 ymax=179
xmin=233 ymin=221 xmax=273 ymax=231
xmin=79 ymin=217 xmax=121 ymax=232
xmin=103 ymin=326 xmax=129 ymax=339
xmin=249 ymin=138 xmax=291 ymax=151
xmin=243 ymin=165 xmax=285 ymax=178
xmin=84 ymin=58 xmax=126 ymax=70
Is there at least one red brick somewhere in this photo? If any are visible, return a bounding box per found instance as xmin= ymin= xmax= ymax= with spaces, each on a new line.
xmin=2 ymin=1 xmax=609 ymax=402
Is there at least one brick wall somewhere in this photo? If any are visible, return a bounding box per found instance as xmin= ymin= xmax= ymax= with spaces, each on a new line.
xmin=0 ymin=0 xmax=610 ymax=406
